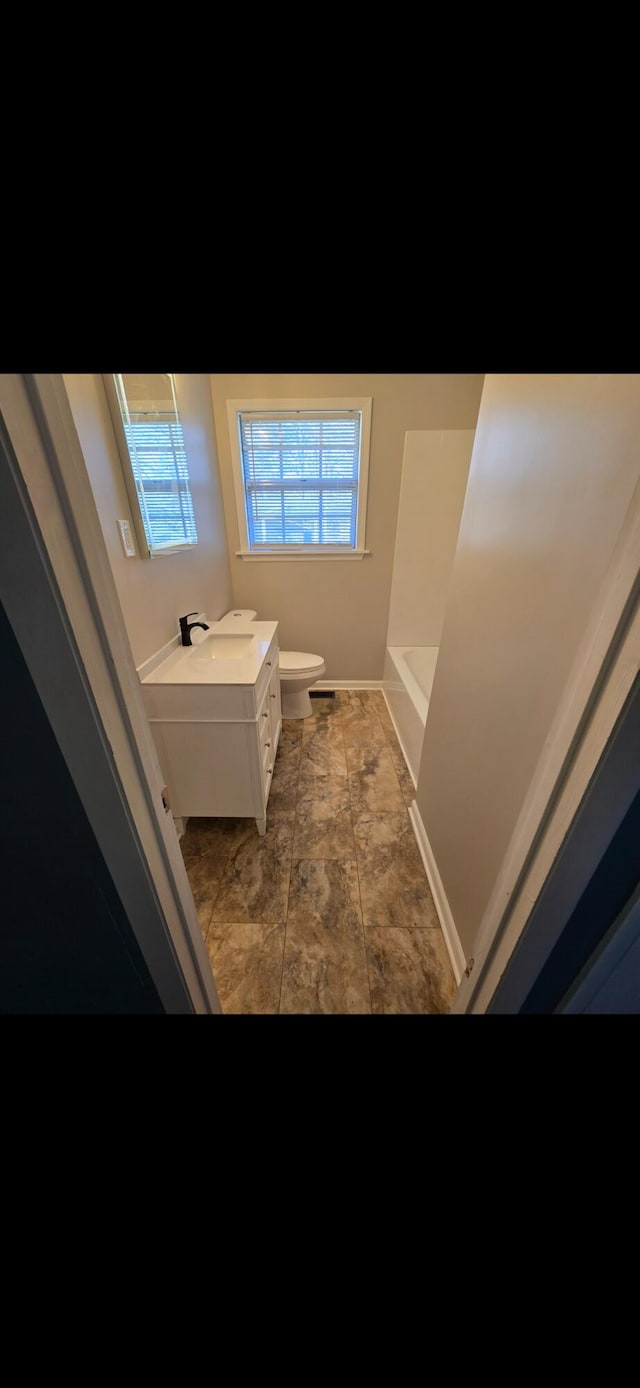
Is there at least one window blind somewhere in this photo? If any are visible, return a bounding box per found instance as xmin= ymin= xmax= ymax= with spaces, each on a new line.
xmin=239 ymin=410 xmax=361 ymax=549
xmin=123 ymin=415 xmax=197 ymax=552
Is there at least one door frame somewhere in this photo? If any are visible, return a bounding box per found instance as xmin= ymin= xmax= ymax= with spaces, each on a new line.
xmin=488 ymin=671 xmax=640 ymax=1011
xmin=453 ymin=469 xmax=640 ymax=1013
xmin=0 ymin=373 xmax=221 ymax=1014
xmin=560 ymin=877 xmax=640 ymax=1013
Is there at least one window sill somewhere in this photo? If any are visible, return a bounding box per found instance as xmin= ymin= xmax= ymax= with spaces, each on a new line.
xmin=235 ymin=549 xmax=371 ymax=562
xmin=149 ymin=543 xmax=199 ymax=558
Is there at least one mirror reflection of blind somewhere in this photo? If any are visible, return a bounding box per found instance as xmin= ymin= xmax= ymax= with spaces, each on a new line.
xmin=124 ymin=414 xmax=197 ymax=550
xmin=239 ymin=411 xmax=361 ymax=548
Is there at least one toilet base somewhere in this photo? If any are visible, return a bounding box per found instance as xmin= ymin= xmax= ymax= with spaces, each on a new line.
xmin=281 ymin=687 xmax=314 ymax=719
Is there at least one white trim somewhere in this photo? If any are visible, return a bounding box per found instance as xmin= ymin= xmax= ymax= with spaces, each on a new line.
xmin=313 ymin=679 xmax=386 ymax=690
xmin=408 ymin=801 xmax=466 ymax=986
xmin=454 ymin=471 xmax=640 ymax=1013
xmin=226 ymin=396 xmax=372 ymax=556
xmin=235 ymin=549 xmax=371 ymax=562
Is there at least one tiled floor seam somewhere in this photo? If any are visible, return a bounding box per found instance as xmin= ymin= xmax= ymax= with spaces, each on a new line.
xmin=277 ymin=751 xmax=300 ymax=1015
xmin=374 ymin=704 xmax=405 ymax=801
xmin=377 ymin=703 xmax=417 ymax=822
xmin=200 ymin=832 xmax=238 ymax=943
xmin=376 ymin=708 xmax=451 ymax=943
xmin=345 ymin=711 xmax=374 ymax=1014
xmin=350 ymin=698 xmax=433 ymax=1010
xmin=340 ymin=709 xmax=374 ymax=1015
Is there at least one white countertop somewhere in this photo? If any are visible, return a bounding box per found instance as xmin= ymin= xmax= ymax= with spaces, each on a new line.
xmin=140 ymin=621 xmax=278 ymax=686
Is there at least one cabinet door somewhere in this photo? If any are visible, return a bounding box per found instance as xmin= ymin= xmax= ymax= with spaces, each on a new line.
xmin=268 ymin=660 xmax=282 ymax=754
xmin=151 ymin=719 xmax=262 ymax=819
xmin=255 ymin=680 xmax=274 ymax=808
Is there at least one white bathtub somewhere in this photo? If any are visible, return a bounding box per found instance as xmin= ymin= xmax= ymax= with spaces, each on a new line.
xmin=383 ymin=645 xmax=439 ymax=786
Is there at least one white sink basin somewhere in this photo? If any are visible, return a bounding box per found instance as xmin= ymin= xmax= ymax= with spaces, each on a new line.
xmin=139 ymin=620 xmax=278 ymax=688
xmin=192 ymin=633 xmax=255 ymax=659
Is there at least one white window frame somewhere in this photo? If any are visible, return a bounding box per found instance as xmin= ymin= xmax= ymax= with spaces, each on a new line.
xmin=227 ymin=396 xmax=372 ymax=561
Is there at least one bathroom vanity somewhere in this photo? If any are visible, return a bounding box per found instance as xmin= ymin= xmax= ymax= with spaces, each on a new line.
xmin=139 ymin=621 xmax=281 ymax=835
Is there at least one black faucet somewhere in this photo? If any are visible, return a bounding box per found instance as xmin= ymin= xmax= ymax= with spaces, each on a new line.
xmin=179 ymin=612 xmax=210 ymax=646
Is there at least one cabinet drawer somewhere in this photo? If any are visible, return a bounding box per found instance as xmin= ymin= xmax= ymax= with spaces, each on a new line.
xmin=257 ymin=682 xmax=271 ymax=735
xmin=255 ymin=638 xmax=279 ymax=711
xmin=267 ymin=663 xmax=282 ymax=752
xmin=267 ymin=674 xmax=280 ymax=717
xmin=260 ymin=704 xmax=274 ymax=759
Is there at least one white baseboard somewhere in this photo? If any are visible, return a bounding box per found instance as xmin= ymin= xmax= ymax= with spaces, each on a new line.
xmin=314 ymin=679 xmax=387 ymax=690
xmin=408 ymin=800 xmax=467 ymax=985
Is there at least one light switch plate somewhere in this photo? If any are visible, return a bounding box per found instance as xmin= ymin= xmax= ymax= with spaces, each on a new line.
xmin=117 ymin=519 xmax=136 ymax=557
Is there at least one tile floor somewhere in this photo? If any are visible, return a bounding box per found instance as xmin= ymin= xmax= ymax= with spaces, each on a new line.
xmin=180 ymin=690 xmax=457 ymax=1015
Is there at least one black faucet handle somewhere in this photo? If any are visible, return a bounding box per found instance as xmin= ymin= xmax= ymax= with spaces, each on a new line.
xmin=179 ymin=612 xmax=210 ymax=646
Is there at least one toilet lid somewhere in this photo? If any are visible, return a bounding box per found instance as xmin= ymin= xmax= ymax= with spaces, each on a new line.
xmin=279 ymin=651 xmax=325 ymax=677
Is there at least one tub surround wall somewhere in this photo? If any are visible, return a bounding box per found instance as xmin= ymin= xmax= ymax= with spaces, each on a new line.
xmin=382 ymin=428 xmax=471 ymax=795
xmin=387 ymin=429 xmax=475 ymax=648
xmin=416 ymin=373 xmax=640 ymax=962
xmin=63 ymin=374 xmax=233 ymax=668
xmin=210 ymin=375 xmax=484 ymax=680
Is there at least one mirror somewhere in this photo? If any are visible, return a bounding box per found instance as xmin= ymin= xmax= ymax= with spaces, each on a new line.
xmin=103 ymin=372 xmax=198 ymax=558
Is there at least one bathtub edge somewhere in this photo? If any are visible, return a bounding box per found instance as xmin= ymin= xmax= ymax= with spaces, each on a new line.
xmin=384 ymin=645 xmax=433 ymax=784
xmin=382 ymin=688 xmax=418 ymax=789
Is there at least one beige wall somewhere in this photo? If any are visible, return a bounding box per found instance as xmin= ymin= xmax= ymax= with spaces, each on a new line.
xmin=210 ymin=375 xmax=484 ymax=678
xmin=63 ymin=374 xmax=232 ymax=667
xmin=417 ymin=373 xmax=640 ymax=958
xmin=387 ymin=429 xmax=475 ymax=647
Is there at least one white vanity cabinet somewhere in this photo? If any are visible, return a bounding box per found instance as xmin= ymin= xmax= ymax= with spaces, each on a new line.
xmin=140 ymin=626 xmax=282 ymax=836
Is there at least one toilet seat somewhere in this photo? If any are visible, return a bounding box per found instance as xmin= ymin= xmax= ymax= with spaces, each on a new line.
xmin=279 ymin=651 xmax=326 ymax=680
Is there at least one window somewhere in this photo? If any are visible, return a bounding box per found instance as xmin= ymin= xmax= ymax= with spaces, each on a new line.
xmin=103 ymin=373 xmax=197 ymax=557
xmin=227 ymin=396 xmax=372 ymax=559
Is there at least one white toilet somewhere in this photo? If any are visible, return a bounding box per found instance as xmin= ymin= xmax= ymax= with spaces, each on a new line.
xmin=217 ymin=610 xmax=326 ymax=719
xmin=278 ymin=650 xmax=327 ymax=718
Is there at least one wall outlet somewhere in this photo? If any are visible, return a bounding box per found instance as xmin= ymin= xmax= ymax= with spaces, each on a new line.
xmin=117 ymin=519 xmax=136 ymax=557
